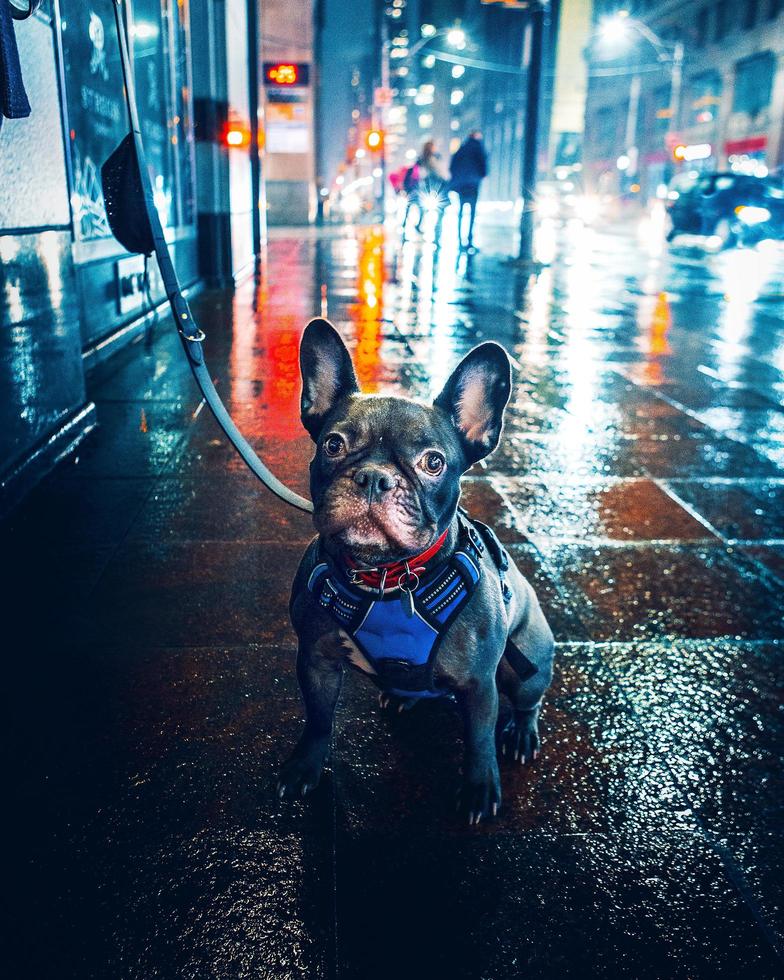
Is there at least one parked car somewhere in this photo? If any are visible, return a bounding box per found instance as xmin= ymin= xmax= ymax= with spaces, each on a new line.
xmin=665 ymin=171 xmax=784 ymax=247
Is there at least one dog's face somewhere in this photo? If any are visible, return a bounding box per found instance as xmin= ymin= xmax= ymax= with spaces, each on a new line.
xmin=299 ymin=319 xmax=511 ymax=565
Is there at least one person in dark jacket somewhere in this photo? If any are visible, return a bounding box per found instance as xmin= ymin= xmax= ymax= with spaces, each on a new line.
xmin=449 ymin=131 xmax=488 ymax=252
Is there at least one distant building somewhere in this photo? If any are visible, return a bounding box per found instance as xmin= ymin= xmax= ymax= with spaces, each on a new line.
xmin=381 ymin=0 xmax=592 ymax=206
xmin=584 ymin=0 xmax=784 ymax=202
xmin=262 ymin=0 xmax=317 ymax=225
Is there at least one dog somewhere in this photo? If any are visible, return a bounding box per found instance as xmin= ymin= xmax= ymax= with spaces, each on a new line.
xmin=277 ymin=318 xmax=554 ymax=824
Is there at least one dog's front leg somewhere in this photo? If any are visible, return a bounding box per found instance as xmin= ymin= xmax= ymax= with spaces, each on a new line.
xmin=277 ymin=637 xmax=343 ymax=798
xmin=455 ymin=674 xmax=501 ymax=825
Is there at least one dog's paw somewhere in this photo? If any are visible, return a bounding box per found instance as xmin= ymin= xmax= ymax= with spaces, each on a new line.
xmin=457 ymin=765 xmax=502 ymax=826
xmin=276 ymin=747 xmax=326 ymax=799
xmin=378 ymin=691 xmax=419 ymax=713
xmin=499 ymin=708 xmax=541 ymax=764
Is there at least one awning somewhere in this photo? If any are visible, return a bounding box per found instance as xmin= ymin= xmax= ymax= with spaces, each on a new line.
xmin=724 ymin=135 xmax=767 ymax=155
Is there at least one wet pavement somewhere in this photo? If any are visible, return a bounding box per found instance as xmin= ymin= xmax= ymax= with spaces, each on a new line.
xmin=4 ymin=213 xmax=784 ymax=978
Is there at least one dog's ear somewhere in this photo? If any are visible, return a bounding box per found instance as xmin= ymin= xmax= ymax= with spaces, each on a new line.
xmin=300 ymin=318 xmax=359 ymax=439
xmin=434 ymin=343 xmax=512 ymax=467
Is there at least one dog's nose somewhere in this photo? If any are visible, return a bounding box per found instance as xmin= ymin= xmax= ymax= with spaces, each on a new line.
xmin=354 ymin=465 xmax=394 ymax=498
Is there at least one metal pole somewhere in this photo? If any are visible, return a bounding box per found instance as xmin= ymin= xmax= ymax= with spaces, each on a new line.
xmin=518 ymin=2 xmax=545 ymax=263
xmin=625 ymin=73 xmax=641 ymax=176
xmin=668 ymin=40 xmax=684 ymax=135
xmin=246 ymin=0 xmax=262 ymax=258
xmin=380 ymin=12 xmax=390 ymax=217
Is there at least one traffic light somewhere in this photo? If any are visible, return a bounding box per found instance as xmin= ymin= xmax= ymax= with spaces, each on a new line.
xmin=365 ymin=129 xmax=384 ymax=152
xmin=221 ymin=122 xmax=251 ymax=149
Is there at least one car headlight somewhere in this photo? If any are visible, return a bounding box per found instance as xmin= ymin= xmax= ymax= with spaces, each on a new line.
xmin=734 ymin=205 xmax=771 ymax=226
xmin=574 ymin=195 xmax=600 ymax=224
xmin=537 ymin=196 xmax=560 ymax=219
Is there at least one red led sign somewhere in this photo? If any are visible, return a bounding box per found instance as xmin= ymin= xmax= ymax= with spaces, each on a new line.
xmin=264 ymin=62 xmax=310 ymax=87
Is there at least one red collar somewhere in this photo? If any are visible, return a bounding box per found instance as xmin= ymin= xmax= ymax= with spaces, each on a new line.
xmin=344 ymin=528 xmax=450 ymax=592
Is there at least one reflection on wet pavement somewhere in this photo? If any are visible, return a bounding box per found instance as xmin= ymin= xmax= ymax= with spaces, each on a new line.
xmin=4 ymin=216 xmax=784 ymax=977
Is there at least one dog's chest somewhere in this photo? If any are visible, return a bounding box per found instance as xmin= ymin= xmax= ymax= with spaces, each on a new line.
xmin=306 ymin=543 xmax=483 ymax=698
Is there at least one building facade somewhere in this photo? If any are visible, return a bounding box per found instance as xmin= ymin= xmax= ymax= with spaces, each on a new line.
xmin=584 ymin=0 xmax=784 ymax=202
xmin=262 ymin=0 xmax=317 ymax=225
xmin=0 ymin=0 xmax=298 ymax=514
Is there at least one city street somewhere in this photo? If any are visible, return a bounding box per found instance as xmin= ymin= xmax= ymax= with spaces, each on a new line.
xmin=4 ymin=213 xmax=784 ymax=978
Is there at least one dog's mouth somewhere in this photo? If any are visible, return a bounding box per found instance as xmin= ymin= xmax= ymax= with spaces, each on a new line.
xmin=315 ymin=492 xmax=434 ymax=565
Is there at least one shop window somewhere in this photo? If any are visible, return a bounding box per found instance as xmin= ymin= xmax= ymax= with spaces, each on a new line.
xmin=686 ymin=71 xmax=721 ymax=127
xmin=133 ymin=0 xmax=175 ymax=230
xmin=695 ymin=6 xmax=710 ymax=46
xmin=595 ymin=106 xmax=616 ymax=158
xmin=714 ymin=0 xmax=731 ymax=39
xmin=733 ymin=51 xmax=776 ymax=117
xmin=650 ymin=85 xmax=671 ymax=142
xmin=59 ymin=0 xmax=194 ymax=244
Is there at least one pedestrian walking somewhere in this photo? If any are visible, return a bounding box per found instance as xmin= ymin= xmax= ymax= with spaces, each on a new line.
xmin=403 ymin=139 xmax=449 ymax=244
xmin=449 ymin=131 xmax=488 ymax=252
xmin=399 ymin=159 xmax=422 ymax=242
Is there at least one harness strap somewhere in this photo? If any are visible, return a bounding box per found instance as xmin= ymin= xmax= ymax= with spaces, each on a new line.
xmin=110 ymin=0 xmax=313 ymax=514
xmin=310 ymin=521 xmax=484 ymax=696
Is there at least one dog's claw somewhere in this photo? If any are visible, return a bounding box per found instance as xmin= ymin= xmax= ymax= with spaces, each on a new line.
xmin=458 ymin=768 xmax=501 ymax=826
xmin=499 ymin=708 xmax=541 ymax=766
xmin=378 ymin=692 xmax=418 ymax=714
xmin=277 ymin=744 xmax=327 ymax=800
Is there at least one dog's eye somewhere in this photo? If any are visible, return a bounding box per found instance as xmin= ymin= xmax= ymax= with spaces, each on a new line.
xmin=323 ymin=433 xmax=346 ymax=458
xmin=420 ymin=451 xmax=445 ymax=476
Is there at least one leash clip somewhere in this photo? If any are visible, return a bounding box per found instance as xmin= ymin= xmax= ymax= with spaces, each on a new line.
xmin=398 ymin=562 xmax=421 ymax=594
xmin=398 ymin=562 xmax=420 ymax=618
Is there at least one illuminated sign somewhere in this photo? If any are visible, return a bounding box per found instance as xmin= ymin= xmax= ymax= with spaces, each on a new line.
xmin=673 ymin=143 xmax=712 ymax=162
xmin=263 ymin=62 xmax=310 ymax=87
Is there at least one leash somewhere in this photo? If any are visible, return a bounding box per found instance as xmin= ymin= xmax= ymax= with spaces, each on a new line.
xmin=106 ymin=0 xmax=313 ymax=514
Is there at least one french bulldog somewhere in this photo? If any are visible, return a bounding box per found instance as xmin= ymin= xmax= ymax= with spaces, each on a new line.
xmin=277 ymin=318 xmax=554 ymax=824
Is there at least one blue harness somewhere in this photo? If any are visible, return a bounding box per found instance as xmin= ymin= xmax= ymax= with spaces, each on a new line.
xmin=307 ymin=521 xmax=492 ymax=698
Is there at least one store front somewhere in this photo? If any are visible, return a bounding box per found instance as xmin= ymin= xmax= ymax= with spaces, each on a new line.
xmin=725 ymin=136 xmax=770 ymax=176
xmin=1 ymin=0 xmax=265 ymax=513
xmin=57 ymin=0 xmax=199 ymax=354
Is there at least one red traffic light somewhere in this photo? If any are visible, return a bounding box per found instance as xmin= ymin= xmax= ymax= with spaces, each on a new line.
xmin=221 ymin=122 xmax=251 ymax=149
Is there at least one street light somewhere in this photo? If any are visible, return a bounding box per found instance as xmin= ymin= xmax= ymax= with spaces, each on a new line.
xmin=598 ymin=10 xmax=631 ymax=45
xmin=406 ymin=24 xmax=469 ymax=61
xmin=595 ymin=12 xmax=685 ymax=181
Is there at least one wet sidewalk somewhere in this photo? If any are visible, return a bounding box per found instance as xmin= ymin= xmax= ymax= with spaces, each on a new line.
xmin=4 ymin=218 xmax=784 ymax=978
